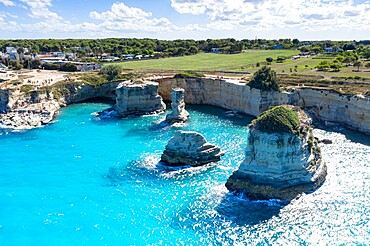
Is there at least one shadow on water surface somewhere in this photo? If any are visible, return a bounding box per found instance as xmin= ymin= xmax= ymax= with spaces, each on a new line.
xmin=316 ymin=125 xmax=370 ymax=146
xmin=215 ymin=192 xmax=287 ymax=226
xmin=171 ymin=190 xmax=287 ymax=240
xmin=104 ymin=155 xmax=219 ymax=187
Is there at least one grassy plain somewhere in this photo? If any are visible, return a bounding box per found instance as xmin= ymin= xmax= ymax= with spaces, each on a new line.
xmin=113 ymin=50 xmax=298 ymax=71
xmin=112 ymin=50 xmax=370 ymax=80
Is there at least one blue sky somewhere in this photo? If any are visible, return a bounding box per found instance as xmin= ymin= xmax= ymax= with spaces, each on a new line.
xmin=0 ymin=0 xmax=370 ymax=40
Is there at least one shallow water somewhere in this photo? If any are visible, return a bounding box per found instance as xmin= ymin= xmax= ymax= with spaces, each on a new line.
xmin=0 ymin=103 xmax=369 ymax=245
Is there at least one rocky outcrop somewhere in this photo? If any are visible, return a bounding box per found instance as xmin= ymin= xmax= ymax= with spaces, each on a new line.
xmin=161 ymin=131 xmax=224 ymax=167
xmin=157 ymin=78 xmax=370 ymax=135
xmin=115 ymin=81 xmax=166 ymax=116
xmin=165 ymin=88 xmax=189 ymax=124
xmin=225 ymin=106 xmax=327 ymax=200
xmin=0 ymin=89 xmax=9 ymax=112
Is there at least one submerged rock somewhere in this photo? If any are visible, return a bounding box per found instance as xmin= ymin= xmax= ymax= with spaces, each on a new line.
xmin=115 ymin=81 xmax=166 ymax=117
xmin=161 ymin=131 xmax=224 ymax=167
xmin=165 ymin=88 xmax=189 ymax=124
xmin=226 ymin=106 xmax=327 ymax=200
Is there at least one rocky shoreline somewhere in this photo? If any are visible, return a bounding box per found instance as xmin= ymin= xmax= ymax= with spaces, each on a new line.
xmin=0 ymin=77 xmax=369 ymax=136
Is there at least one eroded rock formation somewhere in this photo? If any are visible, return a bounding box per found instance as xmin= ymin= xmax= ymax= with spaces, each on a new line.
xmin=226 ymin=106 xmax=327 ymax=200
xmin=116 ymin=81 xmax=166 ymax=117
xmin=165 ymin=88 xmax=189 ymax=124
xmin=161 ymin=131 xmax=224 ymax=167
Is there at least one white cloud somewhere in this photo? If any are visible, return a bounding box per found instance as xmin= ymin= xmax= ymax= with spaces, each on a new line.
xmin=19 ymin=0 xmax=62 ymax=20
xmin=170 ymin=0 xmax=370 ymax=32
xmin=0 ymin=0 xmax=15 ymax=6
xmin=90 ymin=2 xmax=152 ymax=20
xmin=89 ymin=3 xmax=175 ymax=32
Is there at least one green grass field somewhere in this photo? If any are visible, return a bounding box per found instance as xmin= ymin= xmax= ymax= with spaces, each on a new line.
xmin=110 ymin=50 xmax=370 ymax=80
xmin=113 ymin=50 xmax=298 ymax=71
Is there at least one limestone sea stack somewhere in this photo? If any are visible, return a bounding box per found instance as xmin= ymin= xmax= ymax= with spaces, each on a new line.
xmin=161 ymin=131 xmax=224 ymax=167
xmin=165 ymin=88 xmax=190 ymax=124
xmin=226 ymin=106 xmax=327 ymax=200
xmin=115 ymin=81 xmax=166 ymax=117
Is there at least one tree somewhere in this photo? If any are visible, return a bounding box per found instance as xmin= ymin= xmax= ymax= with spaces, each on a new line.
xmin=317 ymin=61 xmax=330 ymax=71
xmin=188 ymin=46 xmax=199 ymax=55
xmin=363 ymin=49 xmax=370 ymax=59
xmin=292 ymin=39 xmax=300 ymax=45
xmin=266 ymin=57 xmax=273 ymax=63
xmin=248 ymin=66 xmax=280 ymax=91
xmin=365 ymin=62 xmax=370 ymax=68
xmin=353 ymin=61 xmax=362 ymax=72
xmin=330 ymin=63 xmax=341 ymax=72
xmin=99 ymin=64 xmax=123 ymax=81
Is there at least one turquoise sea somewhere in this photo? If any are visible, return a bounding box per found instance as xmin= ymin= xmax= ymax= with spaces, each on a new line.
xmin=0 ymin=102 xmax=369 ymax=245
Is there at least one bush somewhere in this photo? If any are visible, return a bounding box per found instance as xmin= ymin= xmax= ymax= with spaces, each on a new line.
xmin=8 ymin=60 xmax=22 ymax=70
xmin=276 ymin=56 xmax=286 ymax=63
xmin=174 ymin=71 xmax=205 ymax=79
xmin=253 ymin=106 xmax=300 ymax=135
xmin=59 ymin=63 xmax=78 ymax=72
xmin=248 ymin=66 xmax=280 ymax=91
xmin=42 ymin=63 xmax=60 ymax=70
xmin=266 ymin=57 xmax=273 ymax=63
xmin=99 ymin=64 xmax=123 ymax=81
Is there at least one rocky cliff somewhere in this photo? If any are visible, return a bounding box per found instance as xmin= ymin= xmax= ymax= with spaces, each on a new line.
xmin=61 ymin=81 xmax=120 ymax=105
xmin=157 ymin=78 xmax=370 ymax=135
xmin=0 ymin=89 xmax=9 ymax=111
xmin=0 ymin=81 xmax=120 ymax=129
xmin=115 ymin=81 xmax=166 ymax=116
xmin=161 ymin=131 xmax=224 ymax=167
xmin=225 ymin=106 xmax=327 ymax=200
xmin=165 ymin=88 xmax=189 ymax=124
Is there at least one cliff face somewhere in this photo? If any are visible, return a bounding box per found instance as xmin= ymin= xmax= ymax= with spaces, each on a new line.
xmin=157 ymin=78 xmax=370 ymax=135
xmin=226 ymin=107 xmax=327 ymax=200
xmin=115 ymin=81 xmax=166 ymax=116
xmin=0 ymin=89 xmax=9 ymax=111
xmin=296 ymin=88 xmax=370 ymax=135
xmin=61 ymin=82 xmax=120 ymax=104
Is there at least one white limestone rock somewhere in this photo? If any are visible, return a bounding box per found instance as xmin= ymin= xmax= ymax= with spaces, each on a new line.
xmin=115 ymin=81 xmax=166 ymax=116
xmin=226 ymin=106 xmax=327 ymax=200
xmin=165 ymin=88 xmax=189 ymax=124
xmin=161 ymin=131 xmax=224 ymax=167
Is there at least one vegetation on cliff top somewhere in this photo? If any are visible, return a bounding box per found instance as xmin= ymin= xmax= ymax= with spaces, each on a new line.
xmin=174 ymin=71 xmax=205 ymax=79
xmin=253 ymin=106 xmax=300 ymax=134
xmin=248 ymin=66 xmax=280 ymax=91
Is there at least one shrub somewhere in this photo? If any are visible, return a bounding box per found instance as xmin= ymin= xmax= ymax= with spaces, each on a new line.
xmin=253 ymin=106 xmax=300 ymax=135
xmin=248 ymin=66 xmax=280 ymax=91
xmin=8 ymin=60 xmax=22 ymax=70
xmin=174 ymin=71 xmax=205 ymax=79
xmin=59 ymin=63 xmax=78 ymax=72
xmin=42 ymin=63 xmax=60 ymax=70
xmin=276 ymin=56 xmax=286 ymax=63
xmin=99 ymin=64 xmax=123 ymax=81
xmin=266 ymin=57 xmax=273 ymax=63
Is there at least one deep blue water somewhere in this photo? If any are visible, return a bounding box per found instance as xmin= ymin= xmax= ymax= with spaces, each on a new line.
xmin=0 ymin=103 xmax=369 ymax=245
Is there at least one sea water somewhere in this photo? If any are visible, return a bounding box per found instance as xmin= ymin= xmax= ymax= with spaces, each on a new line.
xmin=0 ymin=103 xmax=369 ymax=245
